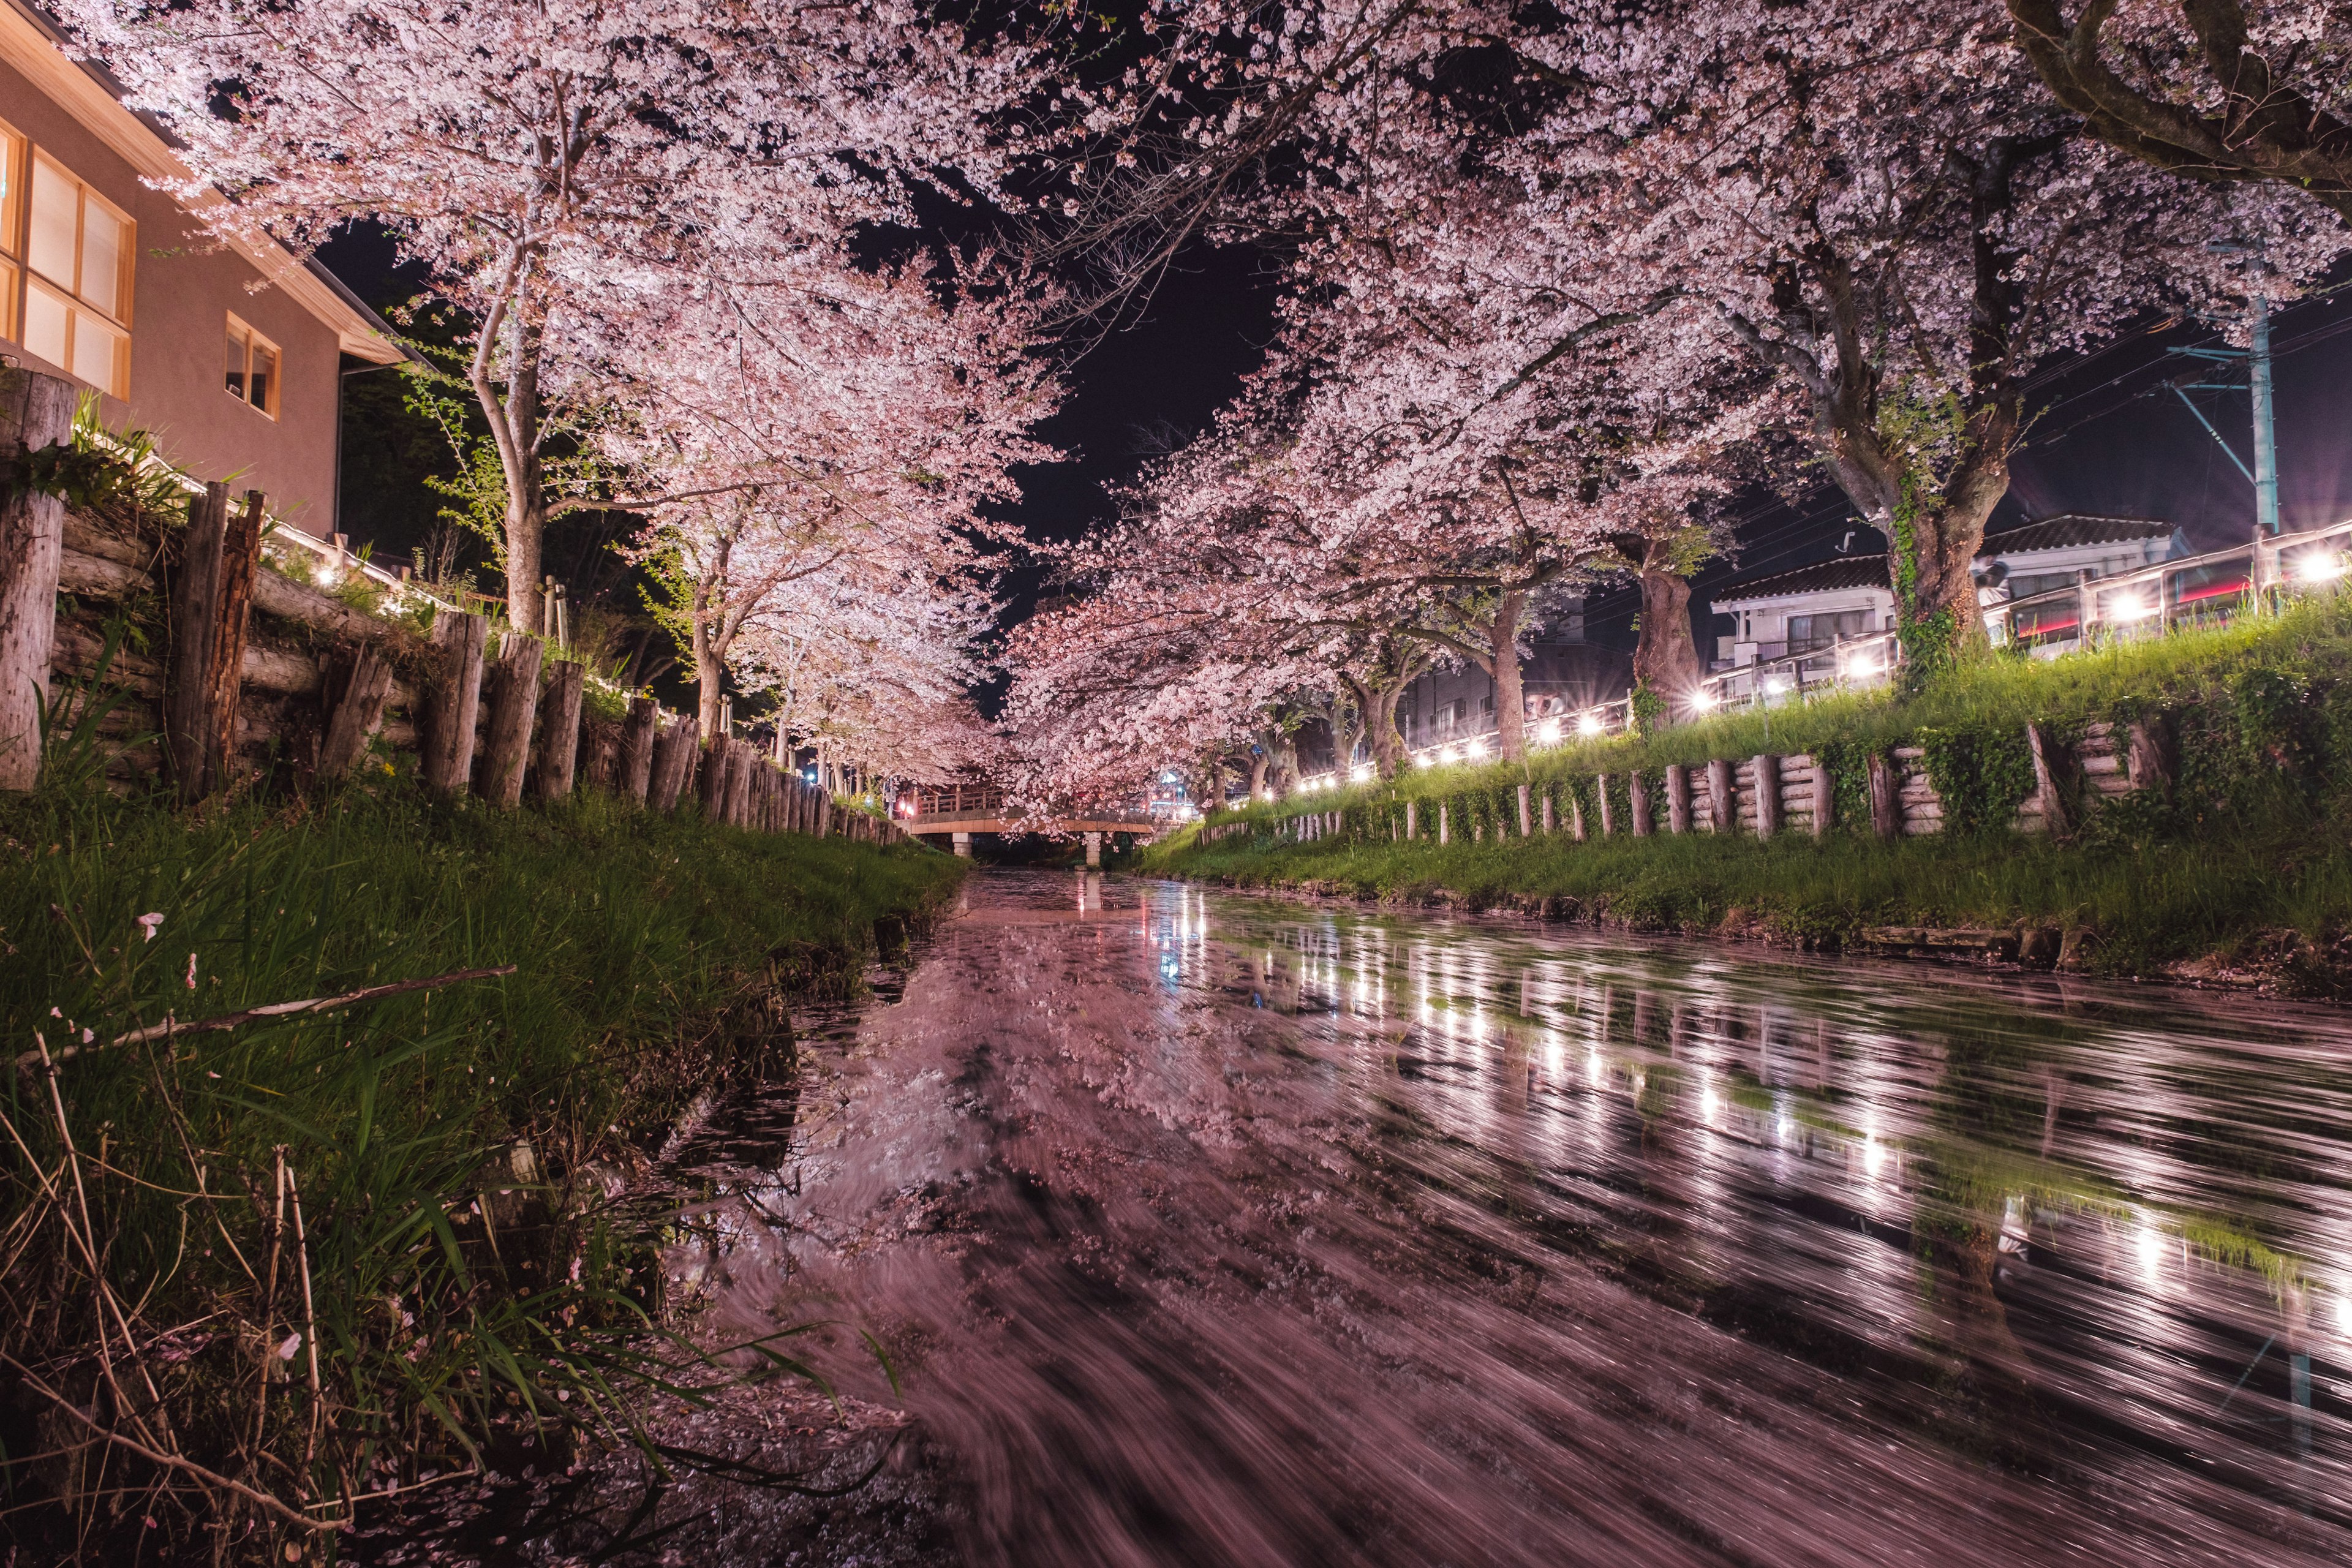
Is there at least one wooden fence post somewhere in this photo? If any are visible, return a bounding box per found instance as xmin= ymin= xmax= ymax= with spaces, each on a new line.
xmin=317 ymin=644 xmax=396 ymax=779
xmin=1665 ymin=764 xmax=1691 ymax=834
xmin=0 ymin=369 xmax=74 ymax=792
xmin=198 ymin=491 xmax=264 ymax=796
xmin=423 ymin=611 xmax=488 ymax=794
xmin=1754 ymin=753 xmax=1782 ymax=839
xmin=644 ymin=719 xmax=687 ymax=809
xmin=1404 ymin=800 xmax=1417 ymax=840
xmin=2125 ymin=715 xmax=2176 ymax=793
xmin=1570 ymin=790 xmax=1587 ymax=842
xmin=1629 ymin=771 xmax=1653 ymax=837
xmin=619 ymin=696 xmax=657 ymax=802
xmin=1517 ymin=783 xmax=1532 ymax=838
xmin=1811 ymin=757 xmax=1833 ymax=840
xmin=1540 ymin=791 xmax=1555 ymax=835
xmin=1706 ymin=758 xmax=1735 ymax=834
xmin=1866 ymin=752 xmax=1900 ymax=840
xmin=698 ymin=737 xmax=728 ymax=817
xmin=478 ymin=633 xmax=543 ymax=807
xmin=535 ymin=658 xmax=586 ymax=802
xmin=1596 ymin=774 xmax=1615 ymax=837
xmin=2026 ymin=722 xmax=2072 ymax=837
xmin=166 ymin=483 xmax=230 ymax=800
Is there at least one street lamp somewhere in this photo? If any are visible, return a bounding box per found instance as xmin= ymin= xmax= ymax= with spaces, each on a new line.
xmin=1536 ymin=717 xmax=1562 ymax=744
xmin=1577 ymin=712 xmax=1604 ymax=737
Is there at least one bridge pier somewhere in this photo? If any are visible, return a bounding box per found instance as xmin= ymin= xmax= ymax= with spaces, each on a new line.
xmin=952 ymin=832 xmax=973 ymax=858
xmin=1084 ymin=831 xmax=1102 ymax=868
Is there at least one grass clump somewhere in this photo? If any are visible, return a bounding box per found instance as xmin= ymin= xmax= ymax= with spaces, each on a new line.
xmin=0 ymin=783 xmax=960 ymax=1560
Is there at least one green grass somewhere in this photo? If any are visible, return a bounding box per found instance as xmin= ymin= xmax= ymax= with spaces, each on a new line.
xmin=1152 ymin=596 xmax=2352 ymax=986
xmin=0 ymin=782 xmax=961 ymax=1558
xmin=1231 ymin=594 xmax=2352 ymax=812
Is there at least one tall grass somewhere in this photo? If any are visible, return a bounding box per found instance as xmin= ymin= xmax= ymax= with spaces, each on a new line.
xmin=0 ymin=782 xmax=960 ymax=1559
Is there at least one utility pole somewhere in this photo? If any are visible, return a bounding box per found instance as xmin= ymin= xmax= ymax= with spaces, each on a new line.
xmin=2249 ymin=293 xmax=2281 ymax=540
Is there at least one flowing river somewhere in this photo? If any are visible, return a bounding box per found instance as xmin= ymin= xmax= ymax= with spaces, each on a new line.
xmin=464 ymin=869 xmax=2352 ymax=1566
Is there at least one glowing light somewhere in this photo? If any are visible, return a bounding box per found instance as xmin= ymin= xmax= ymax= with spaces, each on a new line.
xmin=1351 ymin=763 xmax=1374 ymax=783
xmin=1585 ymin=1050 xmax=1602 ymax=1087
xmin=1844 ymin=653 xmax=1880 ymax=677
xmin=2293 ymin=552 xmax=2346 ymax=584
xmin=1415 ymin=754 xmax=1436 ymax=770
xmin=1764 ymin=676 xmax=1790 ymax=696
xmin=1464 ymin=737 xmax=1489 ymax=759
xmin=1863 ymin=1137 xmax=1886 ymax=1177
xmin=1577 ymin=712 xmax=1604 ymax=737
xmin=2135 ymin=1222 xmax=2165 ymax=1281
xmin=1689 ymin=688 xmax=1717 ymax=712
xmin=1441 ymin=745 xmax=1461 ymax=764
xmin=1699 ymin=1084 xmax=1720 ymax=1124
xmin=1536 ymin=717 xmax=1562 ymax=744
xmin=2108 ymin=593 xmax=2159 ymax=624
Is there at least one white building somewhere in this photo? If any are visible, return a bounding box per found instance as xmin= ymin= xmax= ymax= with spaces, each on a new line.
xmin=1709 ymin=514 xmax=2185 ymax=669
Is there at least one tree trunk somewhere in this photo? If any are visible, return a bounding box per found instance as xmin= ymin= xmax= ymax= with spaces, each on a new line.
xmin=0 ymin=369 xmax=74 ymax=792
xmin=1369 ymin=687 xmax=1406 ymax=777
xmin=1247 ymin=750 xmax=1270 ymax=800
xmin=167 ymin=483 xmax=230 ymax=802
xmin=1633 ymin=558 xmax=1703 ymax=705
xmin=535 ymin=659 xmax=586 ymax=801
xmin=693 ymin=613 xmax=726 ymax=740
xmin=1490 ymin=590 xmax=1529 ymax=761
xmin=479 ymin=633 xmax=544 ymax=807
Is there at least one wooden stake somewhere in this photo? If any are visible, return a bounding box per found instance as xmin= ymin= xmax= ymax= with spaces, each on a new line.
xmin=2026 ymin=722 xmax=2071 ymax=837
xmin=1596 ymin=774 xmax=1614 ymax=837
xmin=0 ymin=368 xmax=74 ymax=793
xmin=166 ymin=483 xmax=230 ymax=800
xmin=478 ymin=633 xmax=543 ymax=807
xmin=198 ymin=491 xmax=265 ymax=794
xmin=1665 ymin=764 xmax=1691 ymax=834
xmin=620 ymin=695 xmax=657 ymax=802
xmin=423 ymin=611 xmax=487 ymax=794
xmin=534 ymin=658 xmax=585 ymax=801
xmin=1629 ymin=771 xmax=1653 ymax=837
xmin=1811 ymin=756 xmax=1833 ymax=840
xmin=1753 ymin=753 xmax=1782 ymax=839
xmin=649 ymin=720 xmax=693 ymax=813
xmin=1706 ymin=758 xmax=1735 ymax=834
xmin=1866 ymin=752 xmax=1900 ymax=840
xmin=317 ymin=644 xmax=395 ymax=779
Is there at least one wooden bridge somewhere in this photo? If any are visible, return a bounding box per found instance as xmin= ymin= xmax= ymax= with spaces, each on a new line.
xmin=904 ymin=786 xmax=1161 ymax=862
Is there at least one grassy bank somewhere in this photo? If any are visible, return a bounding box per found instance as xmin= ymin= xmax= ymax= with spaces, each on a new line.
xmin=0 ymin=783 xmax=960 ymax=1560
xmin=1147 ymin=598 xmax=2352 ymax=989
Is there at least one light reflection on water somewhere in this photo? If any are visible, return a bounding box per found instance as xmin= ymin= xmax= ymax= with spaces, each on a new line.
xmin=644 ymin=869 xmax=2352 ymax=1566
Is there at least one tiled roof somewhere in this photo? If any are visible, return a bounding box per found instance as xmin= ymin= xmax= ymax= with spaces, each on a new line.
xmin=1979 ymin=514 xmax=2174 ymax=557
xmin=1709 ymin=554 xmax=1891 ymax=606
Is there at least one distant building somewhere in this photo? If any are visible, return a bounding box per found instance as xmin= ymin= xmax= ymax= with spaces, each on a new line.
xmin=1393 ymin=600 xmax=1630 ymax=759
xmin=0 ymin=0 xmax=403 ymax=535
xmin=1707 ymin=514 xmax=2185 ymax=669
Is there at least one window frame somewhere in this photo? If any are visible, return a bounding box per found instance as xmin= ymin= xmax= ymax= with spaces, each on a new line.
xmin=17 ymin=147 xmax=134 ymax=399
xmin=224 ymin=311 xmax=282 ymax=420
xmin=0 ymin=117 xmax=24 ymax=345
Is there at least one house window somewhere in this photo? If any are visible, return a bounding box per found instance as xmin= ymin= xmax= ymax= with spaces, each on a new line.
xmin=18 ymin=149 xmax=132 ymax=399
xmin=225 ymin=314 xmax=281 ymax=418
xmin=1786 ymin=609 xmax=1872 ymax=652
xmin=0 ymin=121 xmax=21 ymax=344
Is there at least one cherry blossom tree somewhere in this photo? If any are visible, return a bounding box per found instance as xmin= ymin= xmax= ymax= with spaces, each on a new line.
xmin=2005 ymin=1 xmax=2352 ymax=221
xmin=58 ymin=0 xmax=1049 ymax=631
xmin=606 ymin=263 xmax=1054 ymax=737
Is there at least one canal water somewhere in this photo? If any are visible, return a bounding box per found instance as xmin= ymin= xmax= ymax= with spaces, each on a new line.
xmin=532 ymin=870 xmax=2352 ymax=1564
